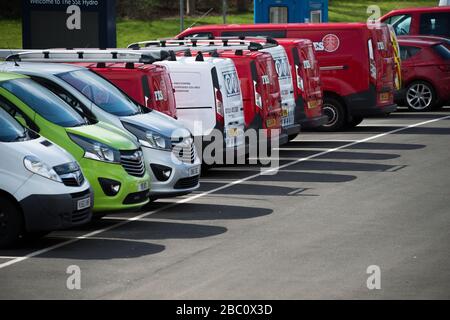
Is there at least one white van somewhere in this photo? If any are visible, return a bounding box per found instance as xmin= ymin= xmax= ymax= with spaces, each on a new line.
xmin=150 ymin=51 xmax=247 ymax=164
xmin=0 ymin=107 xmax=92 ymax=247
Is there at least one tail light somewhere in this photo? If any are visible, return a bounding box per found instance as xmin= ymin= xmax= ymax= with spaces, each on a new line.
xmin=215 ymin=88 xmax=224 ymax=123
xmin=253 ymin=80 xmax=263 ymax=108
xmin=295 ymin=65 xmax=304 ymax=92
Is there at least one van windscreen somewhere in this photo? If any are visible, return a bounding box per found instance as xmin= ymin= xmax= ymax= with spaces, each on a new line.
xmin=0 ymin=108 xmax=27 ymax=142
xmin=58 ymin=70 xmax=143 ymax=117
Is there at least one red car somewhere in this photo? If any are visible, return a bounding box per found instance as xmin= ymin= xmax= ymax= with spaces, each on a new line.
xmin=381 ymin=6 xmax=450 ymax=38
xmin=396 ymin=36 xmax=450 ymax=111
xmin=178 ymin=23 xmax=399 ymax=131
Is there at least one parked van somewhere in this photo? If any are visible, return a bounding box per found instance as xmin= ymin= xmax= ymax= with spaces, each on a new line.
xmin=127 ymin=44 xmax=247 ymax=163
xmin=177 ymin=23 xmax=399 ymax=131
xmin=0 ymin=96 xmax=92 ymax=247
xmin=131 ymin=40 xmax=287 ymax=144
xmin=0 ymin=72 xmax=150 ymax=212
xmin=3 ymin=52 xmax=201 ymax=199
xmin=267 ymin=38 xmax=326 ymax=131
xmin=381 ymin=6 xmax=450 ymax=38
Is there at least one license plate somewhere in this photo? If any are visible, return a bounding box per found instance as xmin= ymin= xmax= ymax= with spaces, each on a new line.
xmin=77 ymin=197 xmax=91 ymax=211
xmin=138 ymin=181 xmax=149 ymax=192
xmin=308 ymin=100 xmax=318 ymax=109
xmin=266 ymin=118 xmax=277 ymax=128
xmin=380 ymin=93 xmax=390 ymax=102
xmin=228 ymin=127 xmax=239 ymax=137
xmin=282 ymin=109 xmax=289 ymax=117
xmin=189 ymin=166 xmax=201 ymax=177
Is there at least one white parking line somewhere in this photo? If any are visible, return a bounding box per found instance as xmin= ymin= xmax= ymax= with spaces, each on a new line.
xmin=1 ymin=115 xmax=449 ymax=270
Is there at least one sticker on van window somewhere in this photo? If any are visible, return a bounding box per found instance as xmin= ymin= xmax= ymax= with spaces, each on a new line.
xmin=303 ymin=60 xmax=312 ymax=69
xmin=223 ymin=71 xmax=241 ymax=97
xmin=154 ymin=90 xmax=164 ymax=101
xmin=377 ymin=42 xmax=386 ymax=50
xmin=313 ymin=34 xmax=340 ymax=53
xmin=261 ymin=75 xmax=270 ymax=85
xmin=274 ymin=56 xmax=291 ymax=80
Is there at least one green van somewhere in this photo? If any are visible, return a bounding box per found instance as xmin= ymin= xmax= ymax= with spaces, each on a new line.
xmin=0 ymin=73 xmax=150 ymax=212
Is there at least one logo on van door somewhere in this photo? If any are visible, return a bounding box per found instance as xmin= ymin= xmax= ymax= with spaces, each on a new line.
xmin=313 ymin=34 xmax=340 ymax=53
xmin=223 ymin=71 xmax=241 ymax=97
xmin=274 ymin=57 xmax=290 ymax=80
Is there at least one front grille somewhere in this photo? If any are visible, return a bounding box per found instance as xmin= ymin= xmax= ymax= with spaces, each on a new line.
xmin=172 ymin=141 xmax=196 ymax=164
xmin=123 ymin=190 xmax=150 ymax=205
xmin=120 ymin=150 xmax=146 ymax=177
xmin=174 ymin=175 xmax=200 ymax=190
xmin=70 ymin=189 xmax=91 ymax=199
xmin=62 ymin=174 xmax=85 ymax=187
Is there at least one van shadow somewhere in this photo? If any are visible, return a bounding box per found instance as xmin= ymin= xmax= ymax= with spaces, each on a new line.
xmin=277 ymin=149 xmax=401 ymax=161
xmin=196 ymin=182 xmax=309 ymax=196
xmin=149 ymin=203 xmax=273 ymax=221
xmin=284 ymin=141 xmax=426 ymax=151
xmin=0 ymin=236 xmax=165 ymax=261
xmin=204 ymin=168 xmax=356 ymax=183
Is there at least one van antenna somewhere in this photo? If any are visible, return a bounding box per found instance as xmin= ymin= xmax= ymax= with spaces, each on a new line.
xmin=188 ymin=7 xmax=214 ymax=29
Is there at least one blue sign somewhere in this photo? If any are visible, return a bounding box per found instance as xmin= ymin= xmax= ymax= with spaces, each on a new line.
xmin=22 ymin=0 xmax=116 ymax=49
xmin=254 ymin=0 xmax=329 ymax=24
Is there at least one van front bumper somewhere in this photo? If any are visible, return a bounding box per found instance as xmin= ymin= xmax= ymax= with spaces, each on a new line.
xmin=19 ymin=188 xmax=93 ymax=232
xmin=143 ymin=147 xmax=201 ymax=198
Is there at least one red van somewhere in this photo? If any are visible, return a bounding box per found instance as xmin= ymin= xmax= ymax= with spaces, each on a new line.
xmin=181 ymin=47 xmax=285 ymax=143
xmin=381 ymin=7 xmax=450 ymax=38
xmin=71 ymin=62 xmax=178 ymax=119
xmin=253 ymin=38 xmax=326 ymax=130
xmin=177 ymin=23 xmax=398 ymax=131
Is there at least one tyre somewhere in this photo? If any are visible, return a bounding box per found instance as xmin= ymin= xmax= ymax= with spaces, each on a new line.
xmin=346 ymin=116 xmax=364 ymax=129
xmin=0 ymin=196 xmax=24 ymax=248
xmin=406 ymin=81 xmax=436 ymax=112
xmin=319 ymin=97 xmax=346 ymax=131
xmin=288 ymin=133 xmax=299 ymax=142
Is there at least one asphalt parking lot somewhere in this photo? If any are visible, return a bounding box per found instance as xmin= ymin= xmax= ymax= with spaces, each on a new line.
xmin=1 ymin=108 xmax=449 ymax=300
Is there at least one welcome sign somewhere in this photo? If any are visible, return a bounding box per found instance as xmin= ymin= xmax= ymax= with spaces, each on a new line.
xmin=22 ymin=0 xmax=116 ymax=49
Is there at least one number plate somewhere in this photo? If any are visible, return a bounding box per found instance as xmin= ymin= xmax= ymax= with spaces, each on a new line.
xmin=266 ymin=118 xmax=277 ymax=128
xmin=282 ymin=109 xmax=289 ymax=117
xmin=379 ymin=93 xmax=390 ymax=102
xmin=189 ymin=166 xmax=201 ymax=177
xmin=308 ymin=100 xmax=318 ymax=109
xmin=77 ymin=197 xmax=91 ymax=211
xmin=138 ymin=181 xmax=149 ymax=192
xmin=228 ymin=127 xmax=239 ymax=137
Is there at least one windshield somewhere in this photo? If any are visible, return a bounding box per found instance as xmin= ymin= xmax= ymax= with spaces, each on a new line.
xmin=0 ymin=79 xmax=87 ymax=128
xmin=0 ymin=108 xmax=27 ymax=142
xmin=433 ymin=44 xmax=450 ymax=60
xmin=57 ymin=70 xmax=142 ymax=117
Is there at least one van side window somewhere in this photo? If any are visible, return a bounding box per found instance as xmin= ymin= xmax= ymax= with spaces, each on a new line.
xmin=388 ymin=14 xmax=412 ymax=35
xmin=221 ymin=30 xmax=287 ymax=38
xmin=419 ymin=12 xmax=450 ymax=37
xmin=0 ymin=96 xmax=39 ymax=132
xmin=399 ymin=46 xmax=421 ymax=61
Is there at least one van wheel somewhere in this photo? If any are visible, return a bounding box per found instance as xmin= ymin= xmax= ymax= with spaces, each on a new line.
xmin=288 ymin=134 xmax=299 ymax=142
xmin=406 ymin=81 xmax=436 ymax=112
xmin=319 ymin=97 xmax=346 ymax=131
xmin=346 ymin=116 xmax=364 ymax=129
xmin=0 ymin=197 xmax=24 ymax=248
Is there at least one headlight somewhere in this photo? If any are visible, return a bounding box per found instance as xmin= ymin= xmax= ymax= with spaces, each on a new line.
xmin=141 ymin=131 xmax=170 ymax=150
xmin=68 ymin=134 xmax=120 ymax=163
xmin=23 ymin=156 xmax=62 ymax=183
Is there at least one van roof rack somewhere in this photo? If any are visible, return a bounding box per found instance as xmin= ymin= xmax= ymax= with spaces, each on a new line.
xmin=127 ymin=37 xmax=278 ymax=51
xmin=5 ymin=49 xmax=172 ymax=64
